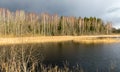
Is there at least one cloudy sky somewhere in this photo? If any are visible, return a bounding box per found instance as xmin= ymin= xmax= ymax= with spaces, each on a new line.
xmin=0 ymin=0 xmax=120 ymax=28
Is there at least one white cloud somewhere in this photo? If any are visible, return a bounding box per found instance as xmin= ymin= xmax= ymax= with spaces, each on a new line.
xmin=101 ymin=2 xmax=120 ymax=28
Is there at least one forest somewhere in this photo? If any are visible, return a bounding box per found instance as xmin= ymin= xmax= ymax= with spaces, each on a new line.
xmin=0 ymin=8 xmax=113 ymax=36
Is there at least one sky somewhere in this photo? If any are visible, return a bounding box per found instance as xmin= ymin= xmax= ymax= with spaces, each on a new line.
xmin=0 ymin=0 xmax=120 ymax=28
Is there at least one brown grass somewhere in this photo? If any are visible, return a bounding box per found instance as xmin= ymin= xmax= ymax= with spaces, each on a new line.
xmin=73 ymin=37 xmax=120 ymax=44
xmin=0 ymin=45 xmax=83 ymax=72
xmin=0 ymin=35 xmax=120 ymax=45
xmin=0 ymin=36 xmax=73 ymax=45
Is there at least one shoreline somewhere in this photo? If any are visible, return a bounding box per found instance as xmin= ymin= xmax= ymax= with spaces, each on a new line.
xmin=0 ymin=35 xmax=120 ymax=45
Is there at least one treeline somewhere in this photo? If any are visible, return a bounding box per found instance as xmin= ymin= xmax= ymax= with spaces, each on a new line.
xmin=112 ymin=28 xmax=120 ymax=33
xmin=0 ymin=8 xmax=112 ymax=36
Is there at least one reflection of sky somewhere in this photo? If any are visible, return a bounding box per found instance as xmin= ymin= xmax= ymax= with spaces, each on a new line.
xmin=0 ymin=0 xmax=120 ymax=28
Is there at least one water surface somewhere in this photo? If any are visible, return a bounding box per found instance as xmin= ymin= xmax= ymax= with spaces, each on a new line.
xmin=1 ymin=41 xmax=120 ymax=72
xmin=40 ymin=42 xmax=120 ymax=72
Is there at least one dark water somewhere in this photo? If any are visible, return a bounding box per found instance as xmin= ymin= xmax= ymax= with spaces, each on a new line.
xmin=39 ymin=41 xmax=120 ymax=72
xmin=1 ymin=41 xmax=120 ymax=72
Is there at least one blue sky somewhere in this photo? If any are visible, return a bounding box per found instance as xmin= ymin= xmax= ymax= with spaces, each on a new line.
xmin=0 ymin=0 xmax=120 ymax=28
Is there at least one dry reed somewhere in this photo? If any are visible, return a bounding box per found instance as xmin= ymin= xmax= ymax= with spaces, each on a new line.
xmin=0 ymin=45 xmax=83 ymax=72
xmin=0 ymin=35 xmax=120 ymax=45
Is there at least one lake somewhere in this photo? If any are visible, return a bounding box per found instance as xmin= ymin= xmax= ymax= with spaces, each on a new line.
xmin=41 ymin=42 xmax=120 ymax=72
xmin=1 ymin=41 xmax=120 ymax=72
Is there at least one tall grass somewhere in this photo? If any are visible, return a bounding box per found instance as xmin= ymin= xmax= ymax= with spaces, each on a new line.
xmin=0 ymin=45 xmax=84 ymax=72
xmin=0 ymin=36 xmax=120 ymax=45
xmin=0 ymin=45 xmax=41 ymax=72
xmin=73 ymin=37 xmax=120 ymax=44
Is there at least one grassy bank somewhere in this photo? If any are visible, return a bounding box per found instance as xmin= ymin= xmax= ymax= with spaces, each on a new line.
xmin=74 ymin=37 xmax=120 ymax=44
xmin=0 ymin=36 xmax=73 ymax=45
xmin=0 ymin=35 xmax=120 ymax=45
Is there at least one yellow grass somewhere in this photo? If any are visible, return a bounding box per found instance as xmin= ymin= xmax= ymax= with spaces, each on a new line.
xmin=73 ymin=35 xmax=120 ymax=44
xmin=73 ymin=37 xmax=120 ymax=44
xmin=0 ymin=36 xmax=73 ymax=45
xmin=0 ymin=35 xmax=120 ymax=45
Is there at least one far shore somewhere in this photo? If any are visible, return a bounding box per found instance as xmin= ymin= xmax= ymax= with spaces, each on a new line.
xmin=0 ymin=35 xmax=120 ymax=45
